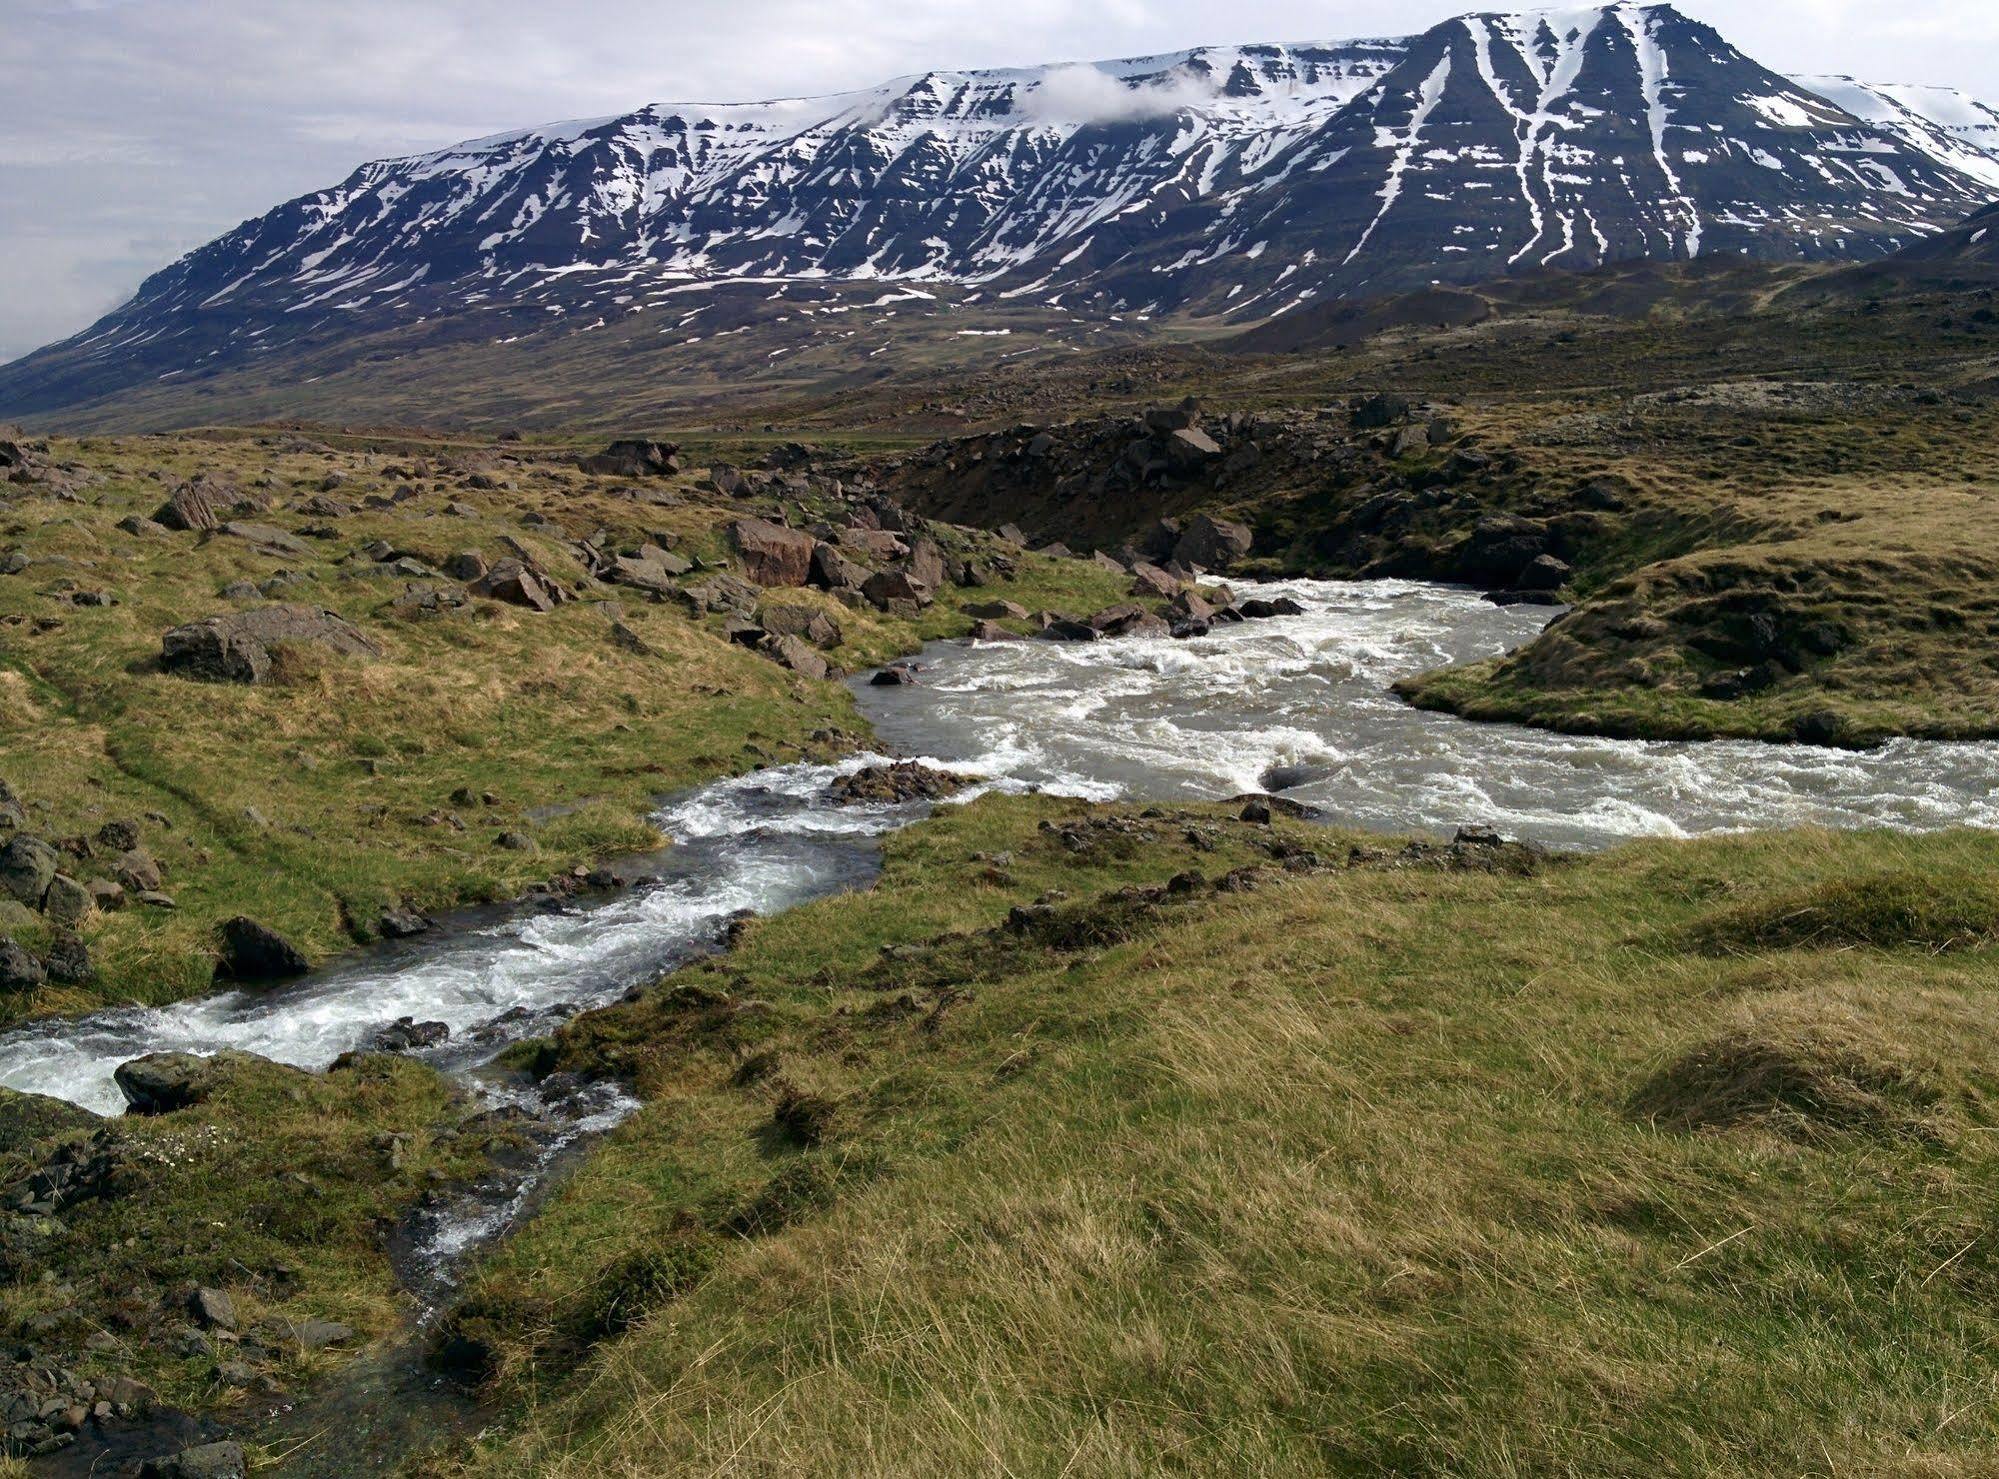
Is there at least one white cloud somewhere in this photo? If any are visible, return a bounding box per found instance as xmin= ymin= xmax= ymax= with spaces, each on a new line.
xmin=1025 ymin=65 xmax=1215 ymax=125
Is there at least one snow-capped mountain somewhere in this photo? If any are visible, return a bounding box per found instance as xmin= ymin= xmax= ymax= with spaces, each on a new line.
xmin=3 ymin=2 xmax=1996 ymax=419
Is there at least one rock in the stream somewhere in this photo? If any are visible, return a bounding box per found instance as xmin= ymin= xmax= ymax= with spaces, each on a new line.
xmin=365 ymin=1017 xmax=450 ymax=1053
xmin=161 ymin=604 xmax=378 ymax=684
xmin=827 ymin=762 xmax=977 ymax=806
xmin=378 ymin=907 xmax=432 ymax=939
xmin=214 ymin=916 xmax=310 ymax=982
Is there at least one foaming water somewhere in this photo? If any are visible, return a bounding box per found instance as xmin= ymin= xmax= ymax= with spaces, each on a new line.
xmin=0 ymin=760 xmax=914 ymax=1110
xmin=854 ymin=578 xmax=1999 ymax=848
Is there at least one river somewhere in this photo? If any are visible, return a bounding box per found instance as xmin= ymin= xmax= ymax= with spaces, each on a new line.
xmin=6 ymin=577 xmax=1999 ymax=1273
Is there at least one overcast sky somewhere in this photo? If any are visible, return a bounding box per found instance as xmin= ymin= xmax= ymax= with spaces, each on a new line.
xmin=4 ymin=0 xmax=1997 ymax=364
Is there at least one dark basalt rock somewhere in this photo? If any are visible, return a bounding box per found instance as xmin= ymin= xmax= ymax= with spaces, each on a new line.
xmin=827 ymin=762 xmax=977 ymax=806
xmin=213 ymin=916 xmax=310 ymax=983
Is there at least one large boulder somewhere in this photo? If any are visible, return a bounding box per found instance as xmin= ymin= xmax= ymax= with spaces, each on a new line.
xmin=469 ymin=560 xmax=556 ymax=612
xmin=1461 ymin=515 xmax=1552 ymax=587
xmin=904 ymin=537 xmax=949 ymax=591
xmin=1164 ymin=428 xmax=1223 ymax=467
xmin=152 ymin=483 xmax=224 ymax=532
xmin=578 ymin=439 xmax=681 ymax=478
xmin=757 ymin=603 xmax=843 ymax=649
xmin=758 ymin=634 xmax=829 ymax=681
xmin=729 ymin=519 xmax=815 ymax=586
xmin=114 ymin=1051 xmax=286 ymax=1114
xmin=161 ymin=604 xmax=378 ymax=684
xmin=214 ymin=916 xmax=310 ymax=983
xmin=862 ymin=569 xmax=934 ymax=612
xmin=0 ymin=835 xmax=57 ymax=908
xmin=1172 ymin=515 xmax=1253 ymax=572
xmin=809 ymin=542 xmax=871 ymax=593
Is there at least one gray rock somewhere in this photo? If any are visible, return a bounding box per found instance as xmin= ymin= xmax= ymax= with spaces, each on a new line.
xmin=44 ymin=930 xmax=91 ymax=985
xmin=0 ymin=835 xmax=57 ymax=907
xmin=729 ymin=518 xmax=815 ymax=586
xmin=189 ymin=1286 xmax=238 ymax=1331
xmin=42 ymin=873 xmax=91 ymax=925
xmin=161 ymin=604 xmax=379 ymax=684
xmin=1171 ymin=514 xmax=1253 ymax=572
xmin=115 ymin=846 xmax=164 ymax=893
xmin=115 ymin=1054 xmax=215 ymax=1114
xmin=138 ymin=1440 xmax=247 ymax=1479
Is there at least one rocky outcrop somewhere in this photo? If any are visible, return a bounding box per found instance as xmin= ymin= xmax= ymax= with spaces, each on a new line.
xmin=578 ymin=439 xmax=682 ymax=478
xmin=1173 ymin=514 xmax=1253 ymax=571
xmin=469 ymin=560 xmax=556 ymax=611
xmin=113 ymin=1050 xmax=270 ymax=1114
xmin=161 ymin=604 xmax=378 ymax=684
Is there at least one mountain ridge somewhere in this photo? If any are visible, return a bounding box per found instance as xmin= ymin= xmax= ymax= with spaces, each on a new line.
xmin=3 ymin=1 xmax=1996 ymax=423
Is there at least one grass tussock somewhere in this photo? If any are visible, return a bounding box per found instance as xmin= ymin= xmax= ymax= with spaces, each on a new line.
xmin=1629 ymin=1022 xmax=1945 ymax=1141
xmin=1693 ymin=870 xmax=1999 ymax=954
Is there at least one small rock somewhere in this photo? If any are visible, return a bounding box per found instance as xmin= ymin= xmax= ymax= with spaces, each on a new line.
xmin=377 ymin=907 xmax=432 ymax=939
xmin=0 ymin=834 xmax=58 ymax=908
xmin=190 ymin=1286 xmax=238 ymax=1331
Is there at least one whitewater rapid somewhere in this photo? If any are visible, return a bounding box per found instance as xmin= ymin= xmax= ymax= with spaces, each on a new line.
xmin=865 ymin=578 xmax=1999 ymax=847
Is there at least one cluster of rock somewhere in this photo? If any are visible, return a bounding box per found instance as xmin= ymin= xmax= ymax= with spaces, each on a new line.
xmin=0 ymin=1352 xmax=157 ymax=1461
xmin=0 ymin=794 xmax=172 ymax=992
xmin=874 ymin=392 xmax=1606 ymax=605
xmin=826 ymin=762 xmax=977 ymax=806
xmin=0 ymin=431 xmax=90 ymax=502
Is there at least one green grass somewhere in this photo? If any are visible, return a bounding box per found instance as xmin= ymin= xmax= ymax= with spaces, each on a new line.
xmin=409 ymin=800 xmax=1999 ymax=1476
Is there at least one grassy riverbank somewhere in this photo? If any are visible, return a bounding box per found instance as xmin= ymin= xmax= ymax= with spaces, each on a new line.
xmin=416 ymin=795 xmax=1999 ymax=1476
